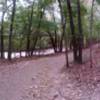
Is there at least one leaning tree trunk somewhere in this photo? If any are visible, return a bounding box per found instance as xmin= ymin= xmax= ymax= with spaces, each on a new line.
xmin=47 ymin=31 xmax=57 ymax=53
xmin=8 ymin=0 xmax=16 ymax=60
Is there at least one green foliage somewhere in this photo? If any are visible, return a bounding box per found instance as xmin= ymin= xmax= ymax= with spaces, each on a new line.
xmin=96 ymin=0 xmax=100 ymax=4
xmin=0 ymin=0 xmax=100 ymax=52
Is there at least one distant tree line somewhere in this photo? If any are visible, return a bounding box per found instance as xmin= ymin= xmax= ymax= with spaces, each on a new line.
xmin=0 ymin=0 xmax=100 ymax=66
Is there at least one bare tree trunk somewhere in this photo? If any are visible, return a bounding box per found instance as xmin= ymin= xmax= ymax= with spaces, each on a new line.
xmin=77 ymin=0 xmax=83 ymax=63
xmin=19 ymin=23 xmax=27 ymax=58
xmin=30 ymin=36 xmax=38 ymax=56
xmin=66 ymin=0 xmax=78 ymax=62
xmin=47 ymin=31 xmax=57 ymax=53
xmin=8 ymin=0 xmax=16 ymax=60
xmin=65 ymin=34 xmax=69 ymax=67
xmin=0 ymin=0 xmax=7 ymax=59
xmin=58 ymin=0 xmax=69 ymax=67
xmin=58 ymin=0 xmax=64 ymax=52
xmin=90 ymin=0 xmax=95 ymax=67
xmin=30 ymin=9 xmax=45 ymax=56
xmin=26 ymin=2 xmax=34 ymax=57
xmin=52 ymin=12 xmax=58 ymax=52
xmin=0 ymin=11 xmax=5 ymax=59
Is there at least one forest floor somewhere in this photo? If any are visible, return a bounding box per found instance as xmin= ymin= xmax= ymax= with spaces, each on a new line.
xmin=0 ymin=44 xmax=100 ymax=100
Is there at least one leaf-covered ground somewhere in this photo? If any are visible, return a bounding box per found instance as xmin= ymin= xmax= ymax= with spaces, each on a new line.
xmin=0 ymin=45 xmax=100 ymax=100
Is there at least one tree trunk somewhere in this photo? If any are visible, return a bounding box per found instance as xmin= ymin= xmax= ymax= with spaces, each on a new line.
xmin=90 ymin=0 xmax=95 ymax=67
xmin=77 ymin=0 xmax=83 ymax=63
xmin=58 ymin=0 xmax=64 ymax=52
xmin=30 ymin=7 xmax=45 ymax=56
xmin=47 ymin=31 xmax=57 ymax=53
xmin=66 ymin=0 xmax=78 ymax=62
xmin=58 ymin=0 xmax=69 ymax=67
xmin=30 ymin=36 xmax=38 ymax=56
xmin=0 ymin=0 xmax=7 ymax=59
xmin=52 ymin=12 xmax=58 ymax=52
xmin=26 ymin=2 xmax=34 ymax=56
xmin=0 ymin=12 xmax=5 ymax=59
xmin=8 ymin=0 xmax=16 ymax=60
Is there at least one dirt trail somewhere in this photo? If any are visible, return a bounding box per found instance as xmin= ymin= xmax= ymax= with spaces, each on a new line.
xmin=0 ymin=55 xmax=66 ymax=100
xmin=0 ymin=45 xmax=100 ymax=100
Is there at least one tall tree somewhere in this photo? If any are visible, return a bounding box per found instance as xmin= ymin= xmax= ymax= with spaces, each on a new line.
xmin=58 ymin=0 xmax=65 ymax=52
xmin=90 ymin=0 xmax=95 ymax=67
xmin=0 ymin=0 xmax=6 ymax=58
xmin=58 ymin=0 xmax=69 ymax=66
xmin=30 ymin=3 xmax=45 ymax=56
xmin=66 ymin=0 xmax=78 ymax=62
xmin=8 ymin=0 xmax=16 ymax=60
xmin=26 ymin=1 xmax=34 ymax=56
xmin=77 ymin=0 xmax=83 ymax=63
